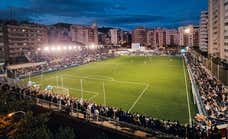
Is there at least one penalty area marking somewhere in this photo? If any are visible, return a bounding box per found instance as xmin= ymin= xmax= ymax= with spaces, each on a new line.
xmin=88 ymin=93 xmax=99 ymax=101
xmin=128 ymin=84 xmax=150 ymax=113
xmin=87 ymin=75 xmax=114 ymax=81
xmin=68 ymin=87 xmax=99 ymax=101
xmin=182 ymin=59 xmax=192 ymax=125
xmin=62 ymin=74 xmax=147 ymax=86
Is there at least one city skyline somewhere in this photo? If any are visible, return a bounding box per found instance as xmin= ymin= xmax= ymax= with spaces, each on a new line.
xmin=0 ymin=0 xmax=207 ymax=30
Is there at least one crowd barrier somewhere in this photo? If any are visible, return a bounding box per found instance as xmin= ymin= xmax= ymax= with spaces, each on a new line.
xmin=184 ymin=56 xmax=207 ymax=116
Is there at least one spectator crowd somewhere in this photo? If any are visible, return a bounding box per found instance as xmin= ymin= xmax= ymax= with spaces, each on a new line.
xmin=186 ymin=53 xmax=227 ymax=124
xmin=7 ymin=47 xmax=114 ymax=78
xmin=2 ymin=85 xmax=209 ymax=138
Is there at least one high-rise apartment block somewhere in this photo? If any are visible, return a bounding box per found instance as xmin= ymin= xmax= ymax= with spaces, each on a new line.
xmin=178 ymin=25 xmax=199 ymax=47
xmin=0 ymin=24 xmax=5 ymax=63
xmin=199 ymin=11 xmax=209 ymax=52
xmin=132 ymin=27 xmax=147 ymax=46
xmin=70 ymin=23 xmax=98 ymax=47
xmin=208 ymin=0 xmax=228 ymax=60
xmin=133 ymin=27 xmax=178 ymax=48
xmin=48 ymin=23 xmax=71 ymax=44
xmin=4 ymin=22 xmax=48 ymax=63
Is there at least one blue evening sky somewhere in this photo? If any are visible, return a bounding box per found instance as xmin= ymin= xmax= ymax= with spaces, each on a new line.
xmin=0 ymin=0 xmax=207 ymax=30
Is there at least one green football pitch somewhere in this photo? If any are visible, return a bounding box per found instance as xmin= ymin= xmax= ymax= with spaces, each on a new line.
xmin=25 ymin=56 xmax=196 ymax=123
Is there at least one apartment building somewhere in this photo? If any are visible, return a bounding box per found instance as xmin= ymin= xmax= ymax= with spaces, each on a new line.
xmin=0 ymin=24 xmax=5 ymax=63
xmin=208 ymin=0 xmax=228 ymax=60
xmin=132 ymin=27 xmax=147 ymax=46
xmin=4 ymin=22 xmax=48 ymax=63
xmin=70 ymin=23 xmax=98 ymax=48
xmin=199 ymin=11 xmax=209 ymax=52
xmin=178 ymin=25 xmax=199 ymax=47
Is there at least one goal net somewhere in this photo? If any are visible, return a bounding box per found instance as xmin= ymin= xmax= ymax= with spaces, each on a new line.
xmin=52 ymin=86 xmax=70 ymax=97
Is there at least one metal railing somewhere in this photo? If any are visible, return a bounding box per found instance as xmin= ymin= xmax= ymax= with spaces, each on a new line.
xmin=184 ymin=56 xmax=208 ymax=116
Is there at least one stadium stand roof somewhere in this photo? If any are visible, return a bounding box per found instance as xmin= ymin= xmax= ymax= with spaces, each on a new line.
xmin=7 ymin=62 xmax=46 ymax=70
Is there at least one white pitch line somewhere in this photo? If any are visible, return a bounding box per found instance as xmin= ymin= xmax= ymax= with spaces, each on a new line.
xmin=63 ymin=74 xmax=147 ymax=86
xmin=128 ymin=84 xmax=150 ymax=113
xmin=87 ymin=75 xmax=114 ymax=81
xmin=182 ymin=58 xmax=192 ymax=125
xmin=68 ymin=87 xmax=99 ymax=95
xmin=88 ymin=94 xmax=99 ymax=101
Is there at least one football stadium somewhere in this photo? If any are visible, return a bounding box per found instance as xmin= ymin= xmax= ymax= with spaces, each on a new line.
xmin=0 ymin=0 xmax=228 ymax=138
xmin=1 ymin=45 xmax=227 ymax=138
xmin=24 ymin=56 xmax=195 ymax=123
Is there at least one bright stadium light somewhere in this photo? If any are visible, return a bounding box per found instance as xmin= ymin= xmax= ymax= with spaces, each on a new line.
xmin=44 ymin=47 xmax=49 ymax=51
xmin=37 ymin=48 xmax=41 ymax=51
xmin=184 ymin=28 xmax=191 ymax=34
xmin=63 ymin=46 xmax=67 ymax=50
xmin=68 ymin=46 xmax=72 ymax=50
xmin=57 ymin=46 xmax=61 ymax=51
xmin=89 ymin=44 xmax=96 ymax=49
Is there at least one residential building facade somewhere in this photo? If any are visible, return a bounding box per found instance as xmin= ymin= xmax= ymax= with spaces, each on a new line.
xmin=132 ymin=27 xmax=147 ymax=46
xmin=199 ymin=11 xmax=209 ymax=52
xmin=4 ymin=22 xmax=48 ymax=63
xmin=48 ymin=23 xmax=71 ymax=44
xmin=178 ymin=25 xmax=199 ymax=47
xmin=166 ymin=29 xmax=178 ymax=46
xmin=208 ymin=0 xmax=228 ymax=60
xmin=70 ymin=23 xmax=98 ymax=48
xmin=110 ymin=29 xmax=118 ymax=45
xmin=0 ymin=24 xmax=5 ymax=63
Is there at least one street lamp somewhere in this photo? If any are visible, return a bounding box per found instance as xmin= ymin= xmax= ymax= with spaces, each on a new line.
xmin=7 ymin=111 xmax=25 ymax=118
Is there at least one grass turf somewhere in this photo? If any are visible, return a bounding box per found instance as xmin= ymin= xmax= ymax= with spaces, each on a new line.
xmin=25 ymin=56 xmax=196 ymax=123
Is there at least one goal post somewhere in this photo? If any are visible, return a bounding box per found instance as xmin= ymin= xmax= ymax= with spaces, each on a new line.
xmin=52 ymin=86 xmax=70 ymax=97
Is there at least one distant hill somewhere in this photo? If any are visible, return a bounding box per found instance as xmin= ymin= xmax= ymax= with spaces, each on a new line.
xmin=98 ymin=27 xmax=113 ymax=33
xmin=51 ymin=23 xmax=72 ymax=28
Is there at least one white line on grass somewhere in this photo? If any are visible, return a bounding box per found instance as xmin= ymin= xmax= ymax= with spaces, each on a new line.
xmin=68 ymin=87 xmax=99 ymax=95
xmin=88 ymin=94 xmax=99 ymax=101
xmin=182 ymin=58 xmax=192 ymax=125
xmin=63 ymin=74 xmax=147 ymax=86
xmin=87 ymin=75 xmax=114 ymax=81
xmin=128 ymin=84 xmax=150 ymax=113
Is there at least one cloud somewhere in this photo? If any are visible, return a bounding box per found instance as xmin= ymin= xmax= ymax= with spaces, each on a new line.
xmin=0 ymin=0 xmax=206 ymax=29
xmin=97 ymin=15 xmax=167 ymax=25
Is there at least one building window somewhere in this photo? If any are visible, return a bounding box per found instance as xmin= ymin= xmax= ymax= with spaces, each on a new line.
xmin=224 ymin=42 xmax=228 ymax=46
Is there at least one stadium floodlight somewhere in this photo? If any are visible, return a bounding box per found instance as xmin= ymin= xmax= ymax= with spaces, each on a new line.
xmin=184 ymin=28 xmax=191 ymax=34
xmin=63 ymin=46 xmax=67 ymax=50
xmin=68 ymin=46 xmax=72 ymax=50
xmin=44 ymin=47 xmax=49 ymax=51
xmin=73 ymin=46 xmax=76 ymax=49
xmin=57 ymin=46 xmax=61 ymax=51
xmin=37 ymin=48 xmax=41 ymax=51
xmin=51 ymin=47 xmax=56 ymax=51
xmin=89 ymin=44 xmax=97 ymax=49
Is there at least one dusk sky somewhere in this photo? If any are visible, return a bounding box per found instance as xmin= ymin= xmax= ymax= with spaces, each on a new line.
xmin=0 ymin=0 xmax=208 ymax=30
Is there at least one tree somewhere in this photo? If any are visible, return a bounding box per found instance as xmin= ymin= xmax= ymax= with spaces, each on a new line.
xmin=14 ymin=112 xmax=53 ymax=139
xmin=55 ymin=126 xmax=75 ymax=139
xmin=15 ymin=126 xmax=53 ymax=139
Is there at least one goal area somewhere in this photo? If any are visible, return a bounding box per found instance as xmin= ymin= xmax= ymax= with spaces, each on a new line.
xmin=52 ymin=86 xmax=70 ymax=97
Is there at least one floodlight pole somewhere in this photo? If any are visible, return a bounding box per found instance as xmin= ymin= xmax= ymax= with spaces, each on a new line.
xmin=103 ymin=81 xmax=106 ymax=106
xmin=56 ymin=76 xmax=58 ymax=87
xmin=61 ymin=76 xmax=63 ymax=88
xmin=41 ymin=70 xmax=43 ymax=80
xmin=14 ymin=71 xmax=17 ymax=87
xmin=29 ymin=72 xmax=31 ymax=82
xmin=80 ymin=79 xmax=83 ymax=99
